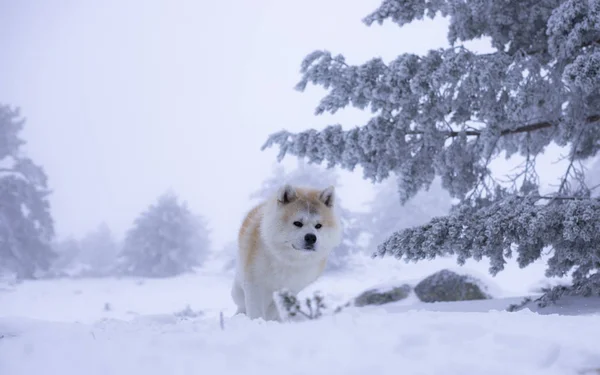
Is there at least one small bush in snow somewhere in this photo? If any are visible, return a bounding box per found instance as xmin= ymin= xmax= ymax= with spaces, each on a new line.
xmin=274 ymin=289 xmax=327 ymax=321
xmin=174 ymin=305 xmax=204 ymax=319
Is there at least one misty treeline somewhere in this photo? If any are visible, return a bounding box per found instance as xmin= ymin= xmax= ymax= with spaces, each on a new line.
xmin=0 ymin=105 xmax=440 ymax=279
xmin=52 ymin=192 xmax=212 ymax=279
xmin=263 ymin=0 xmax=600 ymax=305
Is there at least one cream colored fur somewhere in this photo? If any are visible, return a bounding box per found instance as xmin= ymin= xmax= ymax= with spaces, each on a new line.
xmin=231 ymin=184 xmax=342 ymax=321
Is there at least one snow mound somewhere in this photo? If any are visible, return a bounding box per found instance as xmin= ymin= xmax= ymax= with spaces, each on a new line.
xmin=1 ymin=307 xmax=600 ymax=375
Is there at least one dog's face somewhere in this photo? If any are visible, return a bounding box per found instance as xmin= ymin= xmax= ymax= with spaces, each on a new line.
xmin=261 ymin=184 xmax=342 ymax=258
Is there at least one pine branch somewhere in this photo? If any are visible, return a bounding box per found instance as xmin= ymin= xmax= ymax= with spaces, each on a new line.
xmin=375 ymin=196 xmax=600 ymax=278
xmin=516 ymin=195 xmax=600 ymax=201
xmin=404 ymin=114 xmax=600 ymax=138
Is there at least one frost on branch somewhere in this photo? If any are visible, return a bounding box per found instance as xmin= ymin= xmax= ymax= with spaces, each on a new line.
xmin=262 ymin=0 xmax=600 ymax=305
xmin=376 ymin=196 xmax=600 ymax=300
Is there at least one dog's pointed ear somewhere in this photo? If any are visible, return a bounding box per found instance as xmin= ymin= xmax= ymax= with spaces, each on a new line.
xmin=278 ymin=184 xmax=297 ymax=204
xmin=319 ymin=185 xmax=335 ymax=207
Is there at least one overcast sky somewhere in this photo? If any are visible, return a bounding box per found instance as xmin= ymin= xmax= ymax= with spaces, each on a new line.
xmin=0 ymin=0 xmax=571 ymax=249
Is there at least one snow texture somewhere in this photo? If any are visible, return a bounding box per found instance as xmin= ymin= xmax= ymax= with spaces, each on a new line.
xmin=261 ymin=0 xmax=600 ymax=304
xmin=1 ymin=262 xmax=600 ymax=375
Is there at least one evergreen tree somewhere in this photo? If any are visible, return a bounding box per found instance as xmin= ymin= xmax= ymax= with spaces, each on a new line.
xmin=118 ymin=192 xmax=210 ymax=278
xmin=251 ymin=161 xmax=365 ymax=271
xmin=262 ymin=1 xmax=600 ymax=305
xmin=0 ymin=104 xmax=55 ymax=279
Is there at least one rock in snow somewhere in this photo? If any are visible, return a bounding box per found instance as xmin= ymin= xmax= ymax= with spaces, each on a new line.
xmin=353 ymin=284 xmax=412 ymax=307
xmin=415 ymin=269 xmax=491 ymax=302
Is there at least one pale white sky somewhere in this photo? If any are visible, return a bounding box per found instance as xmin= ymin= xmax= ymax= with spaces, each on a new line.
xmin=0 ymin=0 xmax=568 ymax=249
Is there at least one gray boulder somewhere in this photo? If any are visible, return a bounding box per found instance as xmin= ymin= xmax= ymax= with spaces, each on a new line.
xmin=414 ymin=269 xmax=491 ymax=303
xmin=354 ymin=284 xmax=412 ymax=307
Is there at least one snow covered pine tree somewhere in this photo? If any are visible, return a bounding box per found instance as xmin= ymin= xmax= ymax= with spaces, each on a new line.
xmin=262 ymin=0 xmax=600 ymax=306
xmin=118 ymin=192 xmax=210 ymax=278
xmin=0 ymin=104 xmax=55 ymax=279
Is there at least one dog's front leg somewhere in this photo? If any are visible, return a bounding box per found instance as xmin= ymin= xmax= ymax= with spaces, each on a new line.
xmin=264 ymin=300 xmax=281 ymax=321
xmin=243 ymin=283 xmax=269 ymax=320
xmin=231 ymin=279 xmax=246 ymax=315
xmin=244 ymin=284 xmax=282 ymax=321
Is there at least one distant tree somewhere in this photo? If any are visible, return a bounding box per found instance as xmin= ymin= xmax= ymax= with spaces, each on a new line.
xmin=262 ymin=1 xmax=600 ymax=305
xmin=50 ymin=237 xmax=81 ymax=274
xmin=363 ymin=175 xmax=453 ymax=252
xmin=78 ymin=223 xmax=120 ymax=276
xmin=0 ymin=105 xmax=55 ymax=279
xmin=251 ymin=160 xmax=365 ymax=271
xmin=117 ymin=192 xmax=211 ymax=278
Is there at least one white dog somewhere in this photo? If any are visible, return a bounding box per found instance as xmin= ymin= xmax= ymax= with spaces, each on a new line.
xmin=231 ymin=184 xmax=342 ymax=321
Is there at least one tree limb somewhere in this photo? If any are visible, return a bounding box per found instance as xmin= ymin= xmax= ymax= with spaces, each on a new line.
xmin=406 ymin=114 xmax=600 ymax=138
xmin=516 ymin=195 xmax=600 ymax=201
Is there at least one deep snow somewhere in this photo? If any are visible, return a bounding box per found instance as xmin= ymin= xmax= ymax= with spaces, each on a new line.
xmin=1 ymin=253 xmax=600 ymax=375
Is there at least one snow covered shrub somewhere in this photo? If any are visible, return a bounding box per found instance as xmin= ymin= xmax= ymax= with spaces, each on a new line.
xmin=117 ymin=192 xmax=211 ymax=278
xmin=173 ymin=305 xmax=204 ymax=319
xmin=274 ymin=289 xmax=327 ymax=321
xmin=262 ymin=0 xmax=600 ymax=305
xmin=0 ymin=104 xmax=56 ymax=279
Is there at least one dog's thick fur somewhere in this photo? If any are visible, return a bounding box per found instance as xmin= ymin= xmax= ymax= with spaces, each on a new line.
xmin=231 ymin=184 xmax=342 ymax=321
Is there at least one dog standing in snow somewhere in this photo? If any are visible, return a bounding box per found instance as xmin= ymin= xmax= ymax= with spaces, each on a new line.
xmin=231 ymin=184 xmax=342 ymax=321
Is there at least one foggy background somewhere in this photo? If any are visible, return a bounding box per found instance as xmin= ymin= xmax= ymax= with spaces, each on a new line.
xmin=0 ymin=0 xmax=569 ymax=249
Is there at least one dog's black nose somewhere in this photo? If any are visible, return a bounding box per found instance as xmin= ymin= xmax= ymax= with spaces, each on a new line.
xmin=304 ymin=233 xmax=317 ymax=245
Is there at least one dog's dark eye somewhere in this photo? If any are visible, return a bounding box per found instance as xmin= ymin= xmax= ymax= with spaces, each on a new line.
xmin=315 ymin=223 xmax=322 ymax=229
xmin=293 ymin=221 xmax=303 ymax=228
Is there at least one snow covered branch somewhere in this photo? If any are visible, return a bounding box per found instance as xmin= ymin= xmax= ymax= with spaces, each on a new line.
xmin=375 ymin=196 xmax=600 ymax=299
xmin=407 ymin=114 xmax=600 ymax=138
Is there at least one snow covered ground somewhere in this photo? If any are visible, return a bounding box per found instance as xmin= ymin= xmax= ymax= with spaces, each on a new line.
xmin=2 ymin=254 xmax=600 ymax=375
